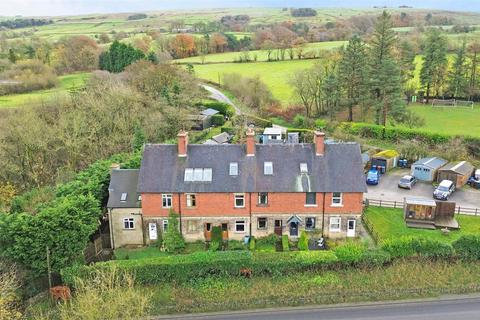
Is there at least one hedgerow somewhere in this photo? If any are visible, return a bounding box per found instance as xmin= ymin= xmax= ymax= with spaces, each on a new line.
xmin=452 ymin=235 xmax=480 ymax=260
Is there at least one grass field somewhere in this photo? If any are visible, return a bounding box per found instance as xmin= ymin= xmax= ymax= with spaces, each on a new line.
xmin=407 ymin=103 xmax=480 ymax=137
xmin=176 ymin=41 xmax=346 ymax=64
xmin=0 ymin=72 xmax=91 ymax=108
xmin=365 ymin=206 xmax=480 ymax=243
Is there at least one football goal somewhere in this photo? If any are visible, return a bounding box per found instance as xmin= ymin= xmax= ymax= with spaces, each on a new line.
xmin=431 ymin=99 xmax=474 ymax=109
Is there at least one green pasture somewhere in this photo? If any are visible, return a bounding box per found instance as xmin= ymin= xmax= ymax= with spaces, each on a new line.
xmin=0 ymin=72 xmax=91 ymax=108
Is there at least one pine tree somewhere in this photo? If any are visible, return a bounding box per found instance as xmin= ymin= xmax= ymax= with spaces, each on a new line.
xmin=368 ymin=11 xmax=405 ymax=128
xmin=397 ymin=39 xmax=416 ymax=101
xmin=420 ymin=28 xmax=448 ymax=102
xmin=99 ymin=40 xmax=146 ymax=73
xmin=448 ymin=40 xmax=468 ymax=98
xmin=338 ymin=35 xmax=368 ymax=122
xmin=467 ymin=41 xmax=480 ymax=100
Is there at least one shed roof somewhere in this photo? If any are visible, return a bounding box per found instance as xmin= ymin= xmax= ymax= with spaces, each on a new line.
xmin=413 ymin=157 xmax=448 ymax=170
xmin=212 ymin=132 xmax=231 ymax=144
xmin=263 ymin=127 xmax=283 ymax=135
xmin=405 ymin=197 xmax=437 ymax=207
xmin=438 ymin=161 xmax=474 ymax=176
xmin=138 ymin=142 xmax=367 ymax=193
xmin=107 ymin=169 xmax=140 ymax=208
xmin=200 ymin=108 xmax=220 ymax=116
xmin=373 ymin=149 xmax=399 ymax=159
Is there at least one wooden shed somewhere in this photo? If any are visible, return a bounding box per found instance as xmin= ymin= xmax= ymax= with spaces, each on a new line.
xmin=437 ymin=161 xmax=475 ymax=188
xmin=371 ymin=150 xmax=399 ymax=173
xmin=411 ymin=157 xmax=448 ymax=182
xmin=404 ymin=197 xmax=459 ymax=230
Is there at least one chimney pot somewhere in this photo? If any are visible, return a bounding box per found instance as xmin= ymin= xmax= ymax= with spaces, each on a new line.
xmin=246 ymin=128 xmax=255 ymax=156
xmin=314 ymin=131 xmax=325 ymax=156
xmin=177 ymin=131 xmax=188 ymax=157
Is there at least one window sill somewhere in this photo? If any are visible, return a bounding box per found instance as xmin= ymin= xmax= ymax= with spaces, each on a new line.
xmin=331 ymin=204 xmax=344 ymax=207
xmin=329 ymin=229 xmax=341 ymax=233
xmin=162 ymin=207 xmax=172 ymax=209
xmin=304 ymin=204 xmax=318 ymax=207
xmin=234 ymin=206 xmax=246 ymax=209
xmin=122 ymin=228 xmax=136 ymax=231
xmin=234 ymin=231 xmax=246 ymax=233
xmin=256 ymin=204 xmax=269 ymax=207
xmin=185 ymin=206 xmax=196 ymax=209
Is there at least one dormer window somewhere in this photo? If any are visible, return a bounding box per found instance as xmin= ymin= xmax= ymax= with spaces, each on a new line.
xmin=203 ymin=168 xmax=212 ymax=181
xmin=300 ymin=163 xmax=308 ymax=173
xmin=229 ymin=162 xmax=238 ymax=176
xmin=120 ymin=193 xmax=127 ymax=202
xmin=193 ymin=168 xmax=203 ymax=181
xmin=184 ymin=168 xmax=212 ymax=182
xmin=264 ymin=162 xmax=273 ymax=175
xmin=184 ymin=168 xmax=194 ymax=181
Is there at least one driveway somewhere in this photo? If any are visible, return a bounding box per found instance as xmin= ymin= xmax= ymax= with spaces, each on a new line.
xmin=366 ymin=168 xmax=480 ymax=209
xmin=201 ymin=84 xmax=241 ymax=115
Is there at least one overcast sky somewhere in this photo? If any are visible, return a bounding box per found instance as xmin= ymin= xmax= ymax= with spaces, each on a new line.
xmin=1 ymin=0 xmax=478 ymax=17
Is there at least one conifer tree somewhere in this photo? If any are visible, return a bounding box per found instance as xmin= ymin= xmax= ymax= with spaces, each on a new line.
xmin=420 ymin=28 xmax=448 ymax=102
xmin=448 ymin=40 xmax=468 ymax=98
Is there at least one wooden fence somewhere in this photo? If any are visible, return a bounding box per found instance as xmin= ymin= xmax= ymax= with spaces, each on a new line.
xmin=364 ymin=198 xmax=480 ymax=216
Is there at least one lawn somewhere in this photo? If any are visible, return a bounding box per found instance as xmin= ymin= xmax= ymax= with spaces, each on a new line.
xmin=364 ymin=206 xmax=480 ymax=243
xmin=0 ymin=72 xmax=91 ymax=108
xmin=407 ymin=103 xmax=480 ymax=137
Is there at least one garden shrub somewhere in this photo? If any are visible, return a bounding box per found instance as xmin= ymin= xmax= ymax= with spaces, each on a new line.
xmin=228 ymin=240 xmax=246 ymax=251
xmin=281 ymin=235 xmax=289 ymax=252
xmin=411 ymin=238 xmax=454 ymax=259
xmin=211 ymin=226 xmax=223 ymax=244
xmin=210 ymin=114 xmax=225 ymax=126
xmin=220 ymin=126 xmax=235 ymax=134
xmin=334 ymin=242 xmax=366 ymax=265
xmin=357 ymin=249 xmax=391 ymax=268
xmin=249 ymin=237 xmax=256 ymax=251
xmin=452 ymin=235 xmax=480 ymax=260
xmin=208 ymin=241 xmax=220 ymax=252
xmin=298 ymin=231 xmax=309 ymax=251
xmin=203 ymin=101 xmax=235 ymax=117
xmin=381 ymin=237 xmax=416 ymax=258
xmin=162 ymin=210 xmax=185 ymax=253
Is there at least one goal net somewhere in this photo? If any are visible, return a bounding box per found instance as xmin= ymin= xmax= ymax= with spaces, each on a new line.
xmin=431 ymin=99 xmax=474 ymax=109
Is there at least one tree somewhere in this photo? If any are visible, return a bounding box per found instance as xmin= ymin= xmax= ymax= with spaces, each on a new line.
xmin=162 ymin=210 xmax=185 ymax=253
xmin=170 ymin=34 xmax=196 ymax=58
xmin=209 ymin=33 xmax=227 ymax=53
xmin=132 ymin=125 xmax=146 ymax=152
xmin=397 ymin=39 xmax=417 ymax=100
xmin=338 ymin=35 xmax=368 ymax=121
xmin=368 ymin=11 xmax=405 ymax=127
xmin=53 ymin=36 xmax=101 ymax=73
xmin=448 ymin=40 xmax=468 ymax=98
xmin=468 ymin=41 xmax=480 ymax=99
xmin=99 ymin=40 xmax=145 ymax=73
xmin=420 ymin=28 xmax=448 ymax=101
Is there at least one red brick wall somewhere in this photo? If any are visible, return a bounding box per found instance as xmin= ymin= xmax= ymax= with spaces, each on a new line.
xmin=142 ymin=192 xmax=363 ymax=217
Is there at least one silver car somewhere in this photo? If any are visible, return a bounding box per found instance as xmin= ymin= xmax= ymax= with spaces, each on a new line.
xmin=398 ymin=175 xmax=417 ymax=189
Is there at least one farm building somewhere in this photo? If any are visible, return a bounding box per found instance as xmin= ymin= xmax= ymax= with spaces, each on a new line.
xmin=437 ymin=161 xmax=475 ymax=188
xmin=370 ymin=150 xmax=399 ymax=173
xmin=403 ymin=197 xmax=459 ymax=230
xmin=411 ymin=157 xmax=448 ymax=182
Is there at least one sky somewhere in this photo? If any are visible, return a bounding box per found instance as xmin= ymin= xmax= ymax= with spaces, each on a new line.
xmin=0 ymin=0 xmax=479 ymax=17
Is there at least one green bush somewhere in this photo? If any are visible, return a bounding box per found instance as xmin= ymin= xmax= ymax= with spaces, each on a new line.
xmin=203 ymin=101 xmax=235 ymax=117
xmin=227 ymin=240 xmax=246 ymax=251
xmin=162 ymin=210 xmax=185 ymax=253
xmin=412 ymin=238 xmax=454 ymax=259
xmin=220 ymin=126 xmax=235 ymax=134
xmin=210 ymin=114 xmax=226 ymax=126
xmin=453 ymin=235 xmax=480 ymax=260
xmin=381 ymin=237 xmax=416 ymax=258
xmin=298 ymin=231 xmax=309 ymax=251
xmin=357 ymin=249 xmax=392 ymax=268
xmin=334 ymin=242 xmax=366 ymax=265
xmin=250 ymin=251 xmax=338 ymax=275
xmin=208 ymin=241 xmax=220 ymax=252
xmin=211 ymin=226 xmax=223 ymax=244
xmin=249 ymin=237 xmax=256 ymax=250
xmin=281 ymin=235 xmax=289 ymax=252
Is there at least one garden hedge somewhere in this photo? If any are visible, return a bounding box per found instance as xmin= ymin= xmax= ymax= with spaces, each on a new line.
xmin=452 ymin=235 xmax=480 ymax=260
xmin=203 ymin=101 xmax=235 ymax=118
xmin=381 ymin=237 xmax=455 ymax=259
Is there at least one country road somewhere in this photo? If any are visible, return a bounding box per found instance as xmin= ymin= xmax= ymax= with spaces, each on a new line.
xmin=154 ymin=295 xmax=480 ymax=320
xmin=202 ymin=84 xmax=241 ymax=115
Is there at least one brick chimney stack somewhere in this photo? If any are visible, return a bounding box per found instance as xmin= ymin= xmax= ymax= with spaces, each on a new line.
xmin=314 ymin=131 xmax=325 ymax=156
xmin=246 ymin=128 xmax=255 ymax=156
xmin=177 ymin=131 xmax=188 ymax=157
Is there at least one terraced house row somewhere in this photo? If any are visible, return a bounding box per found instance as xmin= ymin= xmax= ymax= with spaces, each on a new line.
xmin=107 ymin=129 xmax=366 ymax=248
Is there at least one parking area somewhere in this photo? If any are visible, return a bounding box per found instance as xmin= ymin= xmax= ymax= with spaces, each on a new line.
xmin=366 ymin=168 xmax=480 ymax=209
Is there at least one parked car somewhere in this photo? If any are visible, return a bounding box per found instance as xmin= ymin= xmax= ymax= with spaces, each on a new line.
xmin=433 ymin=180 xmax=455 ymax=200
xmin=366 ymin=169 xmax=380 ymax=185
xmin=398 ymin=175 xmax=417 ymax=189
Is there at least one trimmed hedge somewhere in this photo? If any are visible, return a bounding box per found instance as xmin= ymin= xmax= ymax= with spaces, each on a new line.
xmin=62 ymin=251 xmax=338 ymax=287
xmin=452 ymin=235 xmax=480 ymax=260
xmin=334 ymin=243 xmax=366 ymax=265
xmin=203 ymin=101 xmax=235 ymax=118
xmin=381 ymin=237 xmax=454 ymax=259
xmin=210 ymin=114 xmax=226 ymax=126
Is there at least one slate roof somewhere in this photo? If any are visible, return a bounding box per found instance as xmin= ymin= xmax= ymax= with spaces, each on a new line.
xmin=107 ymin=169 xmax=141 ymax=208
xmin=200 ymin=108 xmax=220 ymax=116
xmin=438 ymin=161 xmax=474 ymax=176
xmin=413 ymin=157 xmax=448 ymax=170
xmin=138 ymin=142 xmax=367 ymax=193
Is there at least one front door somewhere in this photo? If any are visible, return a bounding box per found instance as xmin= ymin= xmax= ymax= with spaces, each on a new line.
xmin=204 ymin=223 xmax=212 ymax=241
xmin=347 ymin=219 xmax=356 ymax=237
xmin=274 ymin=220 xmax=282 ymax=236
xmin=289 ymin=222 xmax=298 ymax=237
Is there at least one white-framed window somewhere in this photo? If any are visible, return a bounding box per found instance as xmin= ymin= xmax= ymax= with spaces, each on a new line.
xmin=264 ymin=162 xmax=273 ymax=175
xmin=203 ymin=168 xmax=212 ymax=182
xmin=187 ymin=220 xmax=198 ymax=233
xmin=332 ymin=192 xmax=343 ymax=206
xmin=305 ymin=217 xmax=316 ymax=230
xmin=193 ymin=168 xmax=203 ymax=181
xmin=234 ymin=194 xmax=245 ymax=208
xmin=123 ymin=217 xmax=134 ymax=229
xmin=137 ymin=194 xmax=142 ymax=201
xmin=120 ymin=192 xmax=127 ymax=202
xmin=163 ymin=219 xmax=169 ymax=232
xmin=184 ymin=168 xmax=194 ymax=181
xmin=258 ymin=192 xmax=268 ymax=205
xmin=184 ymin=168 xmax=213 ymax=182
xmin=235 ymin=220 xmax=246 ymax=232
xmin=300 ymin=163 xmax=308 ymax=173
xmin=229 ymin=162 xmax=238 ymax=176
xmin=329 ymin=217 xmax=341 ymax=232
xmin=162 ymin=194 xmax=172 ymax=208
xmin=257 ymin=217 xmax=267 ymax=230
xmin=305 ymin=192 xmax=316 ymax=205
xmin=186 ymin=194 xmax=196 ymax=207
